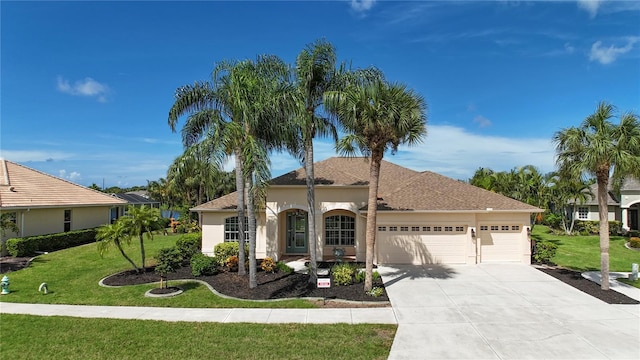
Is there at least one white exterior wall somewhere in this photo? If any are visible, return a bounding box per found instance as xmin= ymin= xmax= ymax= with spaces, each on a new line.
xmin=199 ymin=211 xmax=267 ymax=258
xmin=574 ymin=205 xmax=620 ymax=222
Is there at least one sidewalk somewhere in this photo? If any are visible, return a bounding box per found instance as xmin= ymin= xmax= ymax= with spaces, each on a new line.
xmin=0 ymin=302 xmax=397 ymax=324
xmin=582 ymin=271 xmax=640 ymax=301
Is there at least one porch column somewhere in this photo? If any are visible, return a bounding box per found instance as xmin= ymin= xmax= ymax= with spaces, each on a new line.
xmin=621 ymin=208 xmax=629 ymax=231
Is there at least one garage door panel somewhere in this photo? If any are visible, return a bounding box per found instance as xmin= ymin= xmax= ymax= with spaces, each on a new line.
xmin=377 ymin=234 xmax=466 ymax=264
xmin=479 ymin=229 xmax=521 ymax=262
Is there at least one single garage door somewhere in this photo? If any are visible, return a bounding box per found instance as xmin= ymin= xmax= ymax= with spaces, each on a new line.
xmin=376 ymin=225 xmax=466 ymax=264
xmin=478 ymin=224 xmax=522 ymax=262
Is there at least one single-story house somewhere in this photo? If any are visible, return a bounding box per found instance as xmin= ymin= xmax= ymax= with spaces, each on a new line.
xmin=572 ymin=179 xmax=640 ymax=231
xmin=110 ymin=192 xmax=161 ymax=222
xmin=0 ymin=159 xmax=127 ymax=253
xmin=192 ymin=157 xmax=542 ymax=265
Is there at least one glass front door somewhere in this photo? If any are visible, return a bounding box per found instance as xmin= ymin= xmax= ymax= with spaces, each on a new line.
xmin=286 ymin=210 xmax=308 ymax=254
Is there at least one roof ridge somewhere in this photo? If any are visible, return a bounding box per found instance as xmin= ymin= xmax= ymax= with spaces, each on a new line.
xmin=6 ymin=160 xmax=126 ymax=202
xmin=1 ymin=159 xmax=9 ymax=186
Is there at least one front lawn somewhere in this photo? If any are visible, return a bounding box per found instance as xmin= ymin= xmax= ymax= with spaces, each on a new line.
xmin=0 ymin=234 xmax=312 ymax=308
xmin=0 ymin=314 xmax=396 ymax=360
xmin=532 ymin=225 xmax=640 ymax=272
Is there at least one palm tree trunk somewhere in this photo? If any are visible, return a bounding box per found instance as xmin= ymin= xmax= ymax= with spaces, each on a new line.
xmin=596 ymin=170 xmax=610 ymax=290
xmin=247 ymin=174 xmax=258 ymax=289
xmin=116 ymin=241 xmax=141 ymax=273
xmin=235 ymin=150 xmax=247 ymax=276
xmin=139 ymin=231 xmax=146 ymax=271
xmin=364 ymin=151 xmax=383 ymax=292
xmin=305 ymin=137 xmax=318 ymax=284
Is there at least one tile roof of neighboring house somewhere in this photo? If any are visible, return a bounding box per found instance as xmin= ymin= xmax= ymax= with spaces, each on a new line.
xmin=113 ymin=193 xmax=160 ymax=205
xmin=0 ymin=160 xmax=127 ymax=209
xmin=192 ymin=157 xmax=540 ymax=212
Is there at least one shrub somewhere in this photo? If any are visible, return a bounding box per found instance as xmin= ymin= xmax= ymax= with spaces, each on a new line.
xmin=574 ymin=220 xmax=599 ymax=235
xmin=213 ymin=242 xmax=249 ymax=265
xmin=225 ymin=255 xmax=239 ymax=271
xmin=261 ymin=257 xmax=276 ymax=273
xmin=190 ymin=253 xmax=218 ymax=276
xmin=355 ymin=270 xmax=365 ymax=283
xmin=533 ymin=241 xmax=558 ymax=264
xmin=609 ymin=221 xmax=622 ymax=235
xmin=276 ymin=261 xmax=293 ymax=274
xmin=628 ymin=230 xmax=640 ymax=238
xmin=372 ymin=271 xmax=381 ymax=281
xmin=542 ymin=212 xmax=562 ymax=230
xmin=154 ymin=247 xmax=183 ymax=278
xmin=331 ymin=263 xmax=357 ymax=286
xmin=629 ymin=237 xmax=640 ymax=249
xmin=6 ymin=229 xmax=97 ymax=257
xmin=175 ymin=233 xmax=201 ymax=261
xmin=367 ymin=286 xmax=384 ymax=297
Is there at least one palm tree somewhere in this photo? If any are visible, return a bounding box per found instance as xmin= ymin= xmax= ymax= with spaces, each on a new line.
xmin=121 ymin=205 xmax=162 ymax=271
xmin=285 ymin=39 xmax=340 ymax=283
xmin=325 ymin=77 xmax=427 ymax=291
xmin=554 ymin=101 xmax=640 ymax=290
xmin=548 ymin=173 xmax=593 ymax=235
xmin=168 ymin=55 xmax=290 ymax=287
xmin=96 ymin=221 xmax=141 ymax=273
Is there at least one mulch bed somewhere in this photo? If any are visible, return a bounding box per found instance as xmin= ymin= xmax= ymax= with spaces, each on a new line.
xmin=3 ymin=256 xmax=637 ymax=305
xmin=535 ymin=266 xmax=639 ymax=304
xmin=101 ymin=264 xmax=389 ymax=304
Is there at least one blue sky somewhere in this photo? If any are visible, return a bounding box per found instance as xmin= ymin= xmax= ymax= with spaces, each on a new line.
xmin=1 ymin=0 xmax=639 ymax=188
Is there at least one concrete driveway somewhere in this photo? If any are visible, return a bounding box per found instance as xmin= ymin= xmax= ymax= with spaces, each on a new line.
xmin=378 ymin=264 xmax=640 ymax=360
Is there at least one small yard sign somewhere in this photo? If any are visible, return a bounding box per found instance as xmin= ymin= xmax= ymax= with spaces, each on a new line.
xmin=317 ymin=278 xmax=331 ymax=288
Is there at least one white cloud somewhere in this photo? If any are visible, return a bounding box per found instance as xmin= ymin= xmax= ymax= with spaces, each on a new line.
xmin=564 ymin=42 xmax=575 ymax=54
xmin=268 ymin=125 xmax=555 ymax=181
xmin=350 ymin=0 xmax=376 ymax=12
xmin=56 ymin=76 xmax=110 ymax=102
xmin=589 ymin=37 xmax=639 ymax=64
xmin=58 ymin=169 xmax=81 ymax=181
xmin=473 ymin=115 xmax=492 ymax=128
xmin=577 ymin=0 xmax=602 ymax=18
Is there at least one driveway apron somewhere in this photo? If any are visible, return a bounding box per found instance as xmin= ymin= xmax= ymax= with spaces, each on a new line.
xmin=379 ymin=264 xmax=640 ymax=360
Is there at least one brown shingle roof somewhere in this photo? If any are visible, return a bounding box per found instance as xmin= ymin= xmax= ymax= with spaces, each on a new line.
xmin=375 ymin=171 xmax=541 ymax=212
xmin=192 ymin=157 xmax=539 ymax=212
xmin=0 ymin=160 xmax=127 ymax=209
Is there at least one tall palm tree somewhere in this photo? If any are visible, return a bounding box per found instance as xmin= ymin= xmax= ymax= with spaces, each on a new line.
xmin=96 ymin=220 xmax=141 ymax=273
xmin=287 ymin=39 xmax=340 ymax=283
xmin=325 ymin=77 xmax=427 ymax=291
xmin=168 ymin=55 xmax=290 ymax=287
xmin=554 ymin=101 xmax=640 ymax=290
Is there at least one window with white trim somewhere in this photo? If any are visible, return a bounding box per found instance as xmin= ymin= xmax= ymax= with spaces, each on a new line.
xmin=400 ymin=226 xmax=408 ymax=232
xmin=491 ymin=225 xmax=499 ymax=231
xmin=511 ymin=225 xmax=520 ymax=231
xmin=578 ymin=207 xmax=589 ymax=220
xmin=434 ymin=226 xmax=442 ymax=232
xmin=224 ymin=216 xmax=249 ymax=242
xmin=501 ymin=225 xmax=509 ymax=231
xmin=389 ymin=226 xmax=397 ymax=231
xmin=412 ymin=226 xmax=420 ymax=231
xmin=480 ymin=225 xmax=488 ymax=231
xmin=456 ymin=226 xmax=464 ymax=232
xmin=423 ymin=226 xmax=430 ymax=231
xmin=378 ymin=226 xmax=386 ymax=231
xmin=445 ymin=226 xmax=453 ymax=232
xmin=325 ymin=215 xmax=355 ymax=246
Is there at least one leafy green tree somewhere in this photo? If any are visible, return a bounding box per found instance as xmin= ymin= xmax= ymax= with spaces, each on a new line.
xmin=325 ymin=77 xmax=427 ymax=292
xmin=96 ymin=220 xmax=141 ymax=273
xmin=547 ymin=173 xmax=593 ymax=234
xmin=554 ymin=101 xmax=640 ymax=290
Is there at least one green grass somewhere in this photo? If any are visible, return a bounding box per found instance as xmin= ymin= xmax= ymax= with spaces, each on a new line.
xmin=532 ymin=225 xmax=640 ymax=272
xmin=0 ymin=314 xmax=396 ymax=360
xmin=0 ymin=234 xmax=313 ymax=308
xmin=617 ymin=278 xmax=640 ymax=289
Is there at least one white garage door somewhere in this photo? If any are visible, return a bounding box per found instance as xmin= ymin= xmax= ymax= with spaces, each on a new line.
xmin=376 ymin=226 xmax=466 ymax=264
xmin=478 ymin=225 xmax=522 ymax=262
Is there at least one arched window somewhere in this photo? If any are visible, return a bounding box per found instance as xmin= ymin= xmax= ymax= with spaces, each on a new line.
xmin=325 ymin=215 xmax=355 ymax=246
xmin=224 ymin=216 xmax=248 ymax=242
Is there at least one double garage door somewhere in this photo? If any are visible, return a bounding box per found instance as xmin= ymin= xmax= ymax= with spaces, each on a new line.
xmin=376 ymin=226 xmax=467 ymax=265
xmin=376 ymin=224 xmax=523 ymax=264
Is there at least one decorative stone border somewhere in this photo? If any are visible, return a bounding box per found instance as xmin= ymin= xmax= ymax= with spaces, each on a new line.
xmin=624 ymin=242 xmax=640 ymax=251
xmin=145 ymin=287 xmax=183 ymax=298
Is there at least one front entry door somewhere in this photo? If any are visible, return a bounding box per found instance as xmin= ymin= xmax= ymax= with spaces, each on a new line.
xmin=286 ymin=211 xmax=308 ymax=254
xmin=631 ymin=209 xmax=639 ymax=230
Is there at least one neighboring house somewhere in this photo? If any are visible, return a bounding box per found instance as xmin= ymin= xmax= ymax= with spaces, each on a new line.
xmin=192 ymin=157 xmax=541 ymax=265
xmin=0 ymin=159 xmax=127 ymax=253
xmin=110 ymin=192 xmax=160 ymax=222
xmin=572 ymin=179 xmax=640 ymax=231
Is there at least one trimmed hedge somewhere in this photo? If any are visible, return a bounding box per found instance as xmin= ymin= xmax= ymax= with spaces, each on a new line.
xmin=6 ymin=229 xmax=97 ymax=257
xmin=573 ymin=220 xmax=623 ymax=235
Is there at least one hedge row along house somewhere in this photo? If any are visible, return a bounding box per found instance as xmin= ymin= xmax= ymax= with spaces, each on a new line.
xmin=193 ymin=157 xmax=542 ymax=265
xmin=0 ymin=159 xmax=127 ymax=255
